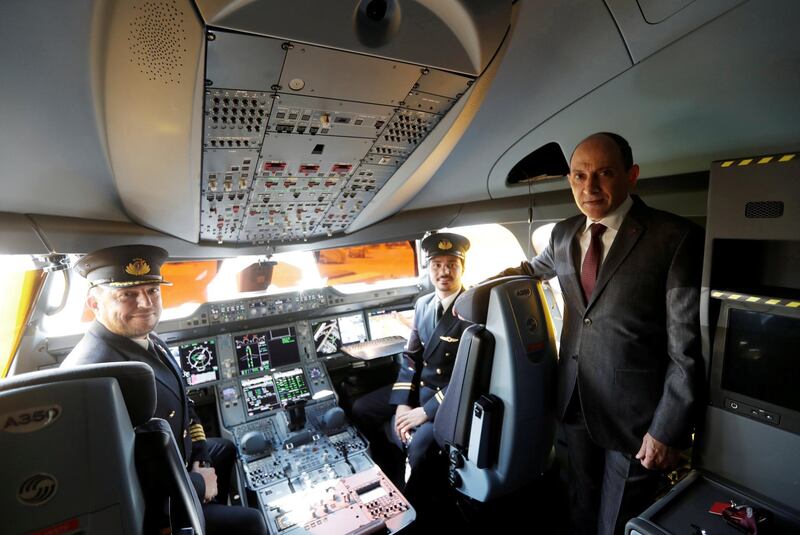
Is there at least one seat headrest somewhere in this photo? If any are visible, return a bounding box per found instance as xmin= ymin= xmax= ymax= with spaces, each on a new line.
xmin=0 ymin=362 xmax=156 ymax=426
xmin=453 ymin=276 xmax=534 ymax=324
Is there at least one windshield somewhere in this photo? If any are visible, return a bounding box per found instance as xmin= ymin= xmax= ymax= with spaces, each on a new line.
xmin=41 ymin=241 xmax=418 ymax=336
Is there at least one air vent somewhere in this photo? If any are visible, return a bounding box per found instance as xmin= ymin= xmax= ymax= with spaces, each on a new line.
xmin=745 ymin=201 xmax=784 ymax=219
xmin=128 ymin=0 xmax=187 ymax=84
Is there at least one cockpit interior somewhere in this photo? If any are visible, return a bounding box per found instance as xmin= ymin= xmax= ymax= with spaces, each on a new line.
xmin=1 ymin=1 xmax=800 ymax=534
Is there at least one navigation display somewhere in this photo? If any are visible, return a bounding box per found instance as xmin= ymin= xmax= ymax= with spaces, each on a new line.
xmin=274 ymin=367 xmax=312 ymax=406
xmin=241 ymin=375 xmax=280 ymax=416
xmin=268 ymin=326 xmax=302 ymax=368
xmin=312 ymin=313 xmax=368 ymax=357
xmin=235 ymin=326 xmax=301 ymax=375
xmin=367 ymin=308 xmax=415 ymax=340
xmin=169 ymin=338 xmax=219 ymax=386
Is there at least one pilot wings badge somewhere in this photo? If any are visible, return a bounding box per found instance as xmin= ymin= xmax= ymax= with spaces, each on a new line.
xmin=440 ymin=336 xmax=459 ymax=343
xmin=125 ymin=258 xmax=151 ymax=276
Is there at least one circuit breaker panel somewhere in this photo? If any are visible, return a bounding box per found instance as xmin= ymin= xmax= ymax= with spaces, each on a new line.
xmin=201 ymin=30 xmax=474 ymax=244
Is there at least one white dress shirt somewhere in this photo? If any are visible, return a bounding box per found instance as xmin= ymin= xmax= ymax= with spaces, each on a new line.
xmin=578 ymin=196 xmax=633 ymax=266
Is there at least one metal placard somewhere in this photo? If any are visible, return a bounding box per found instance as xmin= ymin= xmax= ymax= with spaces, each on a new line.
xmin=206 ymin=30 xmax=286 ymax=91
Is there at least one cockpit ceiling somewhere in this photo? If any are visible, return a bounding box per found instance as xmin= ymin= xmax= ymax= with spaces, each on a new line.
xmin=201 ymin=30 xmax=474 ymax=245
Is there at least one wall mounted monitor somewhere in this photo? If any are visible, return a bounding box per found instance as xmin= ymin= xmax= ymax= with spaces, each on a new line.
xmin=273 ymin=367 xmax=312 ymax=407
xmin=234 ymin=326 xmax=302 ymax=375
xmin=710 ymin=300 xmax=800 ymax=434
xmin=169 ymin=338 xmax=220 ymax=386
xmin=312 ymin=313 xmax=367 ymax=356
xmin=241 ymin=375 xmax=280 ymax=417
xmin=367 ymin=307 xmax=415 ymax=340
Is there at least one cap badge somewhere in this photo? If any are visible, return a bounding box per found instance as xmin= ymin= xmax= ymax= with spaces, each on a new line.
xmin=438 ymin=239 xmax=453 ymax=250
xmin=125 ymin=258 xmax=151 ymax=276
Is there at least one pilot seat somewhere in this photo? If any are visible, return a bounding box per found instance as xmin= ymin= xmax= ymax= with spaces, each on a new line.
xmin=0 ymin=362 xmax=205 ymax=535
xmin=433 ymin=276 xmax=558 ymax=502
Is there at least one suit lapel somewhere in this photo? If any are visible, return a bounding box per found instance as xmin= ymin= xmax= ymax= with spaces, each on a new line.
xmin=90 ymin=322 xmax=184 ymax=404
xmin=561 ymin=217 xmax=587 ymax=311
xmin=586 ymin=199 xmax=646 ymax=310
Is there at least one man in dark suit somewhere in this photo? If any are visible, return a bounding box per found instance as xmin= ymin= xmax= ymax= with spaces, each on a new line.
xmin=351 ymin=232 xmax=472 ymax=486
xmin=494 ymin=133 xmax=703 ymax=535
xmin=61 ymin=245 xmax=267 ymax=535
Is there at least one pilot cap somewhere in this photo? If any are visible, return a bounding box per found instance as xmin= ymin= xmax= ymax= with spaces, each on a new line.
xmin=421 ymin=232 xmax=470 ymax=262
xmin=74 ymin=245 xmax=172 ymax=287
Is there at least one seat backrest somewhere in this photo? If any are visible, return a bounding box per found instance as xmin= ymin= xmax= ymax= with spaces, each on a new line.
xmin=434 ymin=277 xmax=558 ymax=502
xmin=0 ymin=362 xmax=155 ymax=534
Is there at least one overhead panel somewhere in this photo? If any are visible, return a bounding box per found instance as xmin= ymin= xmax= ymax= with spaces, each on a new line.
xmin=278 ymin=44 xmax=421 ymax=105
xmin=205 ymin=30 xmax=286 ymax=91
xmin=201 ymin=29 xmax=475 ymax=245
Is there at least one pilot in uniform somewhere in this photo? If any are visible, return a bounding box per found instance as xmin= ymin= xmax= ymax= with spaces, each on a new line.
xmin=352 ymin=233 xmax=472 ymax=488
xmin=61 ymin=245 xmax=267 ymax=535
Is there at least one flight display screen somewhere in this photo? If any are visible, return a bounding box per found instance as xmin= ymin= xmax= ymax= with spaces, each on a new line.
xmin=234 ymin=326 xmax=301 ymax=375
xmin=274 ymin=367 xmax=312 ymax=406
xmin=367 ymin=307 xmax=415 ymax=340
xmin=169 ymin=338 xmax=219 ymax=386
xmin=241 ymin=375 xmax=280 ymax=416
xmin=312 ymin=313 xmax=367 ymax=356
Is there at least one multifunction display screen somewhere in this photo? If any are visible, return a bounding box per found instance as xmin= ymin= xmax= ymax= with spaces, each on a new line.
xmin=169 ymin=338 xmax=219 ymax=386
xmin=312 ymin=313 xmax=367 ymax=356
xmin=241 ymin=375 xmax=280 ymax=416
xmin=234 ymin=326 xmax=301 ymax=375
xmin=274 ymin=367 xmax=312 ymax=406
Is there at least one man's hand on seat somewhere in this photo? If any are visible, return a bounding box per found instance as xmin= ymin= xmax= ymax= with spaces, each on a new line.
xmin=192 ymin=461 xmax=218 ymax=503
xmin=395 ymin=406 xmax=428 ymax=443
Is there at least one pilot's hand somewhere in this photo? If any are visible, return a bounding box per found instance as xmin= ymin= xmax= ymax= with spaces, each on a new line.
xmin=635 ymin=432 xmax=681 ymax=471
xmin=192 ymin=461 xmax=218 ymax=503
xmin=393 ymin=405 xmax=412 ymax=442
xmin=395 ymin=407 xmax=428 ymax=443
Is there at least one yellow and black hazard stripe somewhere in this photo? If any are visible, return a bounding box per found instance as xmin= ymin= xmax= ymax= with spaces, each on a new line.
xmin=718 ymin=153 xmax=795 ymax=168
xmin=711 ymin=290 xmax=800 ymax=309
xmin=189 ymin=423 xmax=206 ymax=442
xmin=392 ymin=382 xmax=414 ymax=391
xmin=434 ymin=390 xmax=445 ymax=404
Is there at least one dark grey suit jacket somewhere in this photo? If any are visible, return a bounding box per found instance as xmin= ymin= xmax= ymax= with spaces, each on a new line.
xmin=517 ymin=196 xmax=703 ymax=453
xmin=61 ymin=321 xmax=210 ymax=495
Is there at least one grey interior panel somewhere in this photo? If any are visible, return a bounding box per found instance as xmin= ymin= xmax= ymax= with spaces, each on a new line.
xmin=414 ymin=68 xmax=473 ymax=98
xmin=486 ymin=0 xmax=800 ymax=200
xmin=607 ymin=0 xmax=746 ymax=62
xmin=195 ymin=0 xmax=512 ymax=76
xmin=405 ymin=0 xmax=632 ymax=210
xmin=205 ymin=29 xmax=286 ymax=91
xmin=279 ymin=43 xmax=422 ymax=106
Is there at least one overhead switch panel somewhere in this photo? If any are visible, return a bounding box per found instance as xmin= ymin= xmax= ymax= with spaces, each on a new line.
xmin=200 ymin=30 xmax=475 ymax=244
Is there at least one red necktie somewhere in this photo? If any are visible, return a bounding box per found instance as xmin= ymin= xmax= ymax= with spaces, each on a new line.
xmin=580 ymin=223 xmax=607 ymax=301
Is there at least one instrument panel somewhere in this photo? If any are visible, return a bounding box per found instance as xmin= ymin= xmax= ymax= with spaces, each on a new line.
xmin=159 ymin=287 xmax=420 ymax=534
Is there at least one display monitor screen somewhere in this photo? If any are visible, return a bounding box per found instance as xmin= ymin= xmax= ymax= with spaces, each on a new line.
xmin=274 ymin=367 xmax=312 ymax=406
xmin=169 ymin=338 xmax=219 ymax=386
xmin=234 ymin=326 xmax=301 ymax=375
xmin=721 ymin=308 xmax=800 ymax=412
xmin=241 ymin=375 xmax=280 ymax=416
xmin=367 ymin=307 xmax=415 ymax=340
xmin=312 ymin=313 xmax=367 ymax=356
xmin=267 ymin=326 xmax=302 ymax=368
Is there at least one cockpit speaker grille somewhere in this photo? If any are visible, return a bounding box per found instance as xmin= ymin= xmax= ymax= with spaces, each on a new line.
xmin=745 ymin=201 xmax=784 ymax=218
xmin=128 ymin=0 xmax=187 ymax=85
